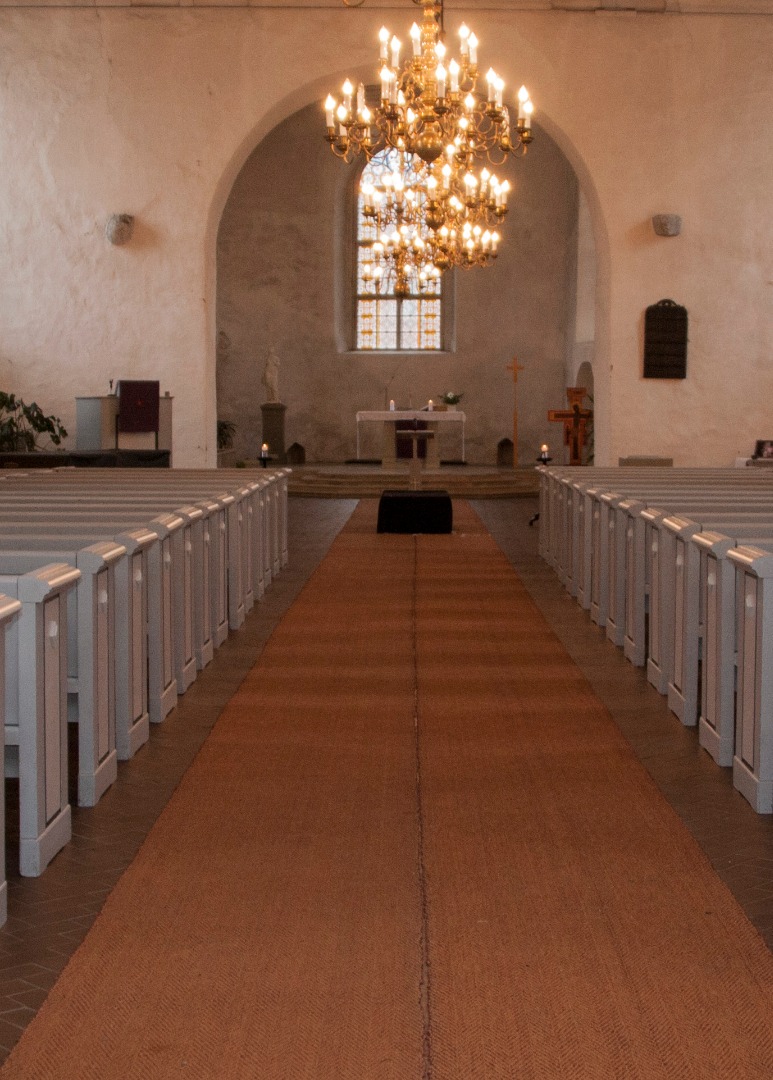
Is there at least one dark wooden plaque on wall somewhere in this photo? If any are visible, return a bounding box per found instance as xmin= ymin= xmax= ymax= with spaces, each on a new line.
xmin=643 ymin=299 xmax=688 ymax=379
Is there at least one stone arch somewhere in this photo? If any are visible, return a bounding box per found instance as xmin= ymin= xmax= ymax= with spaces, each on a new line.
xmin=205 ymin=70 xmax=609 ymax=463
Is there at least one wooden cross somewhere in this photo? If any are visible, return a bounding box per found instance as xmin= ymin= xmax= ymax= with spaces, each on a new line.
xmin=506 ymin=356 xmax=525 ymax=467
xmin=547 ymin=387 xmax=593 ymax=466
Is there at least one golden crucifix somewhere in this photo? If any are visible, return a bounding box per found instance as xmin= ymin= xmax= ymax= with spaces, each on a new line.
xmin=506 ymin=356 xmax=525 ymax=467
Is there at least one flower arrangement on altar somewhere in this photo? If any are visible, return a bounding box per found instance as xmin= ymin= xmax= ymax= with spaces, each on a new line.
xmin=440 ymin=392 xmax=463 ymax=405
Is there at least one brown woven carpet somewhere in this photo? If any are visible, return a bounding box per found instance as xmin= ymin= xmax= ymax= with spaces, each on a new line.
xmin=2 ymin=501 xmax=772 ymax=1078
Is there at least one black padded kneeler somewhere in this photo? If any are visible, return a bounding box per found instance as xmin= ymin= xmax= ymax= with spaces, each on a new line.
xmin=377 ymin=490 xmax=453 ymax=534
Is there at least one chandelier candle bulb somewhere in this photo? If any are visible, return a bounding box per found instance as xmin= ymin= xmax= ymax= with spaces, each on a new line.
xmin=468 ymin=33 xmax=478 ymax=65
xmin=517 ymin=85 xmax=529 ymax=119
xmin=391 ymin=36 xmax=401 ymax=69
xmin=324 ymin=95 xmax=335 ymax=128
xmin=487 ymin=69 xmax=497 ymax=102
xmin=436 ymin=64 xmax=447 ymax=99
xmin=379 ymin=26 xmax=390 ymax=61
xmin=410 ymin=23 xmax=421 ymax=57
xmin=449 ymin=60 xmax=460 ymax=94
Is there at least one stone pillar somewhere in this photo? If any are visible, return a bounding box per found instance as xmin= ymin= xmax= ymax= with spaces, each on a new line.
xmin=260 ymin=402 xmax=287 ymax=463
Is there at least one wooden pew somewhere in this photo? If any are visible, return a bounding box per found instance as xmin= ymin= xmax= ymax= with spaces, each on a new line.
xmin=0 ymin=540 xmax=125 ymax=807
xmin=644 ymin=509 xmax=773 ymax=695
xmin=694 ymin=530 xmax=773 ymax=769
xmin=726 ymin=546 xmax=773 ymax=813
xmin=0 ymin=515 xmax=178 ymax=727
xmin=0 ymin=593 xmax=22 ymax=922
xmin=2 ymin=564 xmax=80 ymax=876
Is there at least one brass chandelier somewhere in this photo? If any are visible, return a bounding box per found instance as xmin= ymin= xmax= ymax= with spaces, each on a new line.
xmin=324 ymin=0 xmax=534 ymax=293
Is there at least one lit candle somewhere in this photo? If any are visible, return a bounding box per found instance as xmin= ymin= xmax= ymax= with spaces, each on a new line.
xmin=261 ymin=443 xmax=269 ymax=457
xmin=435 ymin=41 xmax=446 ymax=62
xmin=428 ymin=399 xmax=434 ymax=410
xmin=486 ymin=68 xmax=497 ymax=103
xmin=324 ymin=94 xmax=336 ymax=128
xmin=342 ymin=80 xmax=353 ymax=112
xmin=458 ymin=23 xmax=470 ymax=56
xmin=391 ymin=35 xmax=401 ymax=69
xmin=357 ymin=82 xmax=365 ymax=114
xmin=390 ymin=399 xmax=396 ymax=411
xmin=448 ymin=59 xmax=460 ymax=93
xmin=517 ymin=85 xmax=529 ymax=120
xmin=468 ymin=33 xmax=478 ymax=65
xmin=390 ymin=72 xmax=398 ymax=106
xmin=380 ymin=66 xmax=391 ymax=101
xmin=379 ymin=26 xmax=390 ymax=61
xmin=435 ymin=63 xmax=447 ymax=99
xmin=523 ymin=99 xmax=534 ymax=130
xmin=496 ymin=76 xmax=505 ymax=108
xmin=410 ymin=22 xmax=421 ymax=57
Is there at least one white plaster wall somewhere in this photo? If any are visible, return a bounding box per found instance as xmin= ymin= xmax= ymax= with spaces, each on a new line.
xmin=0 ymin=9 xmax=771 ymax=466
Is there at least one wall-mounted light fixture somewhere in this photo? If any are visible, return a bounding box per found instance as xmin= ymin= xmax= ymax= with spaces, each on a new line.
xmin=105 ymin=214 xmax=135 ymax=246
xmin=652 ymin=214 xmax=682 ymax=237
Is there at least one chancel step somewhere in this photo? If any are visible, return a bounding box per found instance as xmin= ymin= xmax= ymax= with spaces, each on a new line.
xmin=286 ymin=465 xmax=540 ymax=499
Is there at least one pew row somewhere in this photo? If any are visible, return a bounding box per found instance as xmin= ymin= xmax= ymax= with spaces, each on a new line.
xmin=2 ymin=565 xmax=80 ymax=876
xmin=0 ymin=594 xmax=22 ymax=922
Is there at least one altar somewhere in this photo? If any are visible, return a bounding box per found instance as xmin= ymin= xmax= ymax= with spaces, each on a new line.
xmin=356 ymin=410 xmax=466 ymax=468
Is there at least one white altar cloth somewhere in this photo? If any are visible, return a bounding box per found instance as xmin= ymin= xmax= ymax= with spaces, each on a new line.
xmin=356 ymin=410 xmax=466 ymax=462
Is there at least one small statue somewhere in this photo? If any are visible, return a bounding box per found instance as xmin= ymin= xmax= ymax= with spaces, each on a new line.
xmin=262 ymin=347 xmax=281 ymax=403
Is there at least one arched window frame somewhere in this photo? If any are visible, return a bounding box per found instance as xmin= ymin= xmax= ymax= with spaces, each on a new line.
xmin=349 ymin=147 xmax=453 ymax=354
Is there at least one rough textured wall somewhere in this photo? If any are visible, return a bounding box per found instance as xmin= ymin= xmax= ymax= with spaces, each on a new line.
xmin=217 ymin=104 xmax=578 ymax=465
xmin=0 ymin=10 xmax=771 ymax=465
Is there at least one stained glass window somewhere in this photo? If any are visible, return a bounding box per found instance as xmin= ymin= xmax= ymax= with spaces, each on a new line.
xmin=355 ymin=149 xmax=443 ymax=351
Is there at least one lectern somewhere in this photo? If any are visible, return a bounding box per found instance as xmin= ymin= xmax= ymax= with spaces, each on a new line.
xmin=76 ymin=392 xmax=173 ymax=457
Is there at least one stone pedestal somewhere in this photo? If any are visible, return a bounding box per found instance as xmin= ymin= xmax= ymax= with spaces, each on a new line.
xmin=260 ymin=402 xmax=287 ymax=463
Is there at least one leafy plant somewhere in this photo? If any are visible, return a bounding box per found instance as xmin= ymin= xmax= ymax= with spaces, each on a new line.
xmin=439 ymin=391 xmax=463 ymax=405
xmin=0 ymin=392 xmax=68 ymax=452
xmin=217 ymin=419 xmax=236 ymax=450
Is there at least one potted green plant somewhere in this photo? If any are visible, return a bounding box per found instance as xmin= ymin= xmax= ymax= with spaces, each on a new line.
xmin=0 ymin=392 xmax=68 ymax=452
xmin=439 ymin=391 xmax=463 ymax=410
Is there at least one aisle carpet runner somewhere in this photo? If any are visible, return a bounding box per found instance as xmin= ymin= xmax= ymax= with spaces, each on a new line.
xmin=2 ymin=501 xmax=772 ymax=1078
